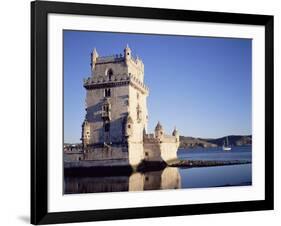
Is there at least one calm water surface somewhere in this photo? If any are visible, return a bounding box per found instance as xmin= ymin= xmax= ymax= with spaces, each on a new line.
xmin=178 ymin=146 xmax=251 ymax=161
xmin=64 ymin=146 xmax=252 ymax=194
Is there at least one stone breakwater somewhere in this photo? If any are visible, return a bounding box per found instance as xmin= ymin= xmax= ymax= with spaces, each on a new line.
xmin=169 ymin=159 xmax=251 ymax=168
xmin=64 ymin=159 xmax=252 ymax=177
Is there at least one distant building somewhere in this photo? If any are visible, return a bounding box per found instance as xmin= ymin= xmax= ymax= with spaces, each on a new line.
xmin=81 ymin=45 xmax=179 ymax=166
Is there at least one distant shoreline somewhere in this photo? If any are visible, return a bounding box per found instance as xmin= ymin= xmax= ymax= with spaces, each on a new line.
xmin=178 ymin=145 xmax=252 ymax=150
xmin=179 ymin=135 xmax=252 ymax=149
xmin=64 ymin=135 xmax=252 ymax=151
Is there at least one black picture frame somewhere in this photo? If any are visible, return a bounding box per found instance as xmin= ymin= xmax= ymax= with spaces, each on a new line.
xmin=31 ymin=0 xmax=274 ymax=224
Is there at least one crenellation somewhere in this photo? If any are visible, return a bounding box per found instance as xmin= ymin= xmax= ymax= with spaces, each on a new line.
xmin=84 ymin=73 xmax=149 ymax=95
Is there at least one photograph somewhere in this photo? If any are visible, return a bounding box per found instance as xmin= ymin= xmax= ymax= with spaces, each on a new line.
xmin=63 ymin=30 xmax=252 ymax=194
xmin=30 ymin=1 xmax=273 ymax=224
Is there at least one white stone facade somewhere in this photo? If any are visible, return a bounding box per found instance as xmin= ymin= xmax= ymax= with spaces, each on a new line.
xmin=81 ymin=46 xmax=179 ymax=166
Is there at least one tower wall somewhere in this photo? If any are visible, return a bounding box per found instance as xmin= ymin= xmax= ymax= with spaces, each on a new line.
xmin=85 ymin=84 xmax=129 ymax=145
xmin=83 ymin=46 xmax=148 ymax=159
xmin=127 ymin=83 xmax=148 ymax=166
xmin=128 ymin=85 xmax=148 ymax=142
xmin=127 ymin=60 xmax=144 ymax=82
xmin=81 ymin=46 xmax=179 ymax=166
xmin=93 ymin=60 xmax=128 ymax=77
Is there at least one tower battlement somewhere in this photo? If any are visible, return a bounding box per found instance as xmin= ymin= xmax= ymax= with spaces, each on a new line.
xmin=94 ymin=53 xmax=142 ymax=66
xmin=83 ymin=73 xmax=149 ymax=94
xmin=91 ymin=45 xmax=144 ymax=82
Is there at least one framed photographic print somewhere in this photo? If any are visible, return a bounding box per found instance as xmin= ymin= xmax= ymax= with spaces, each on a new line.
xmin=31 ymin=0 xmax=274 ymax=224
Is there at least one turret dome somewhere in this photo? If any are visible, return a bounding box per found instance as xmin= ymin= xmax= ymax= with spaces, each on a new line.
xmin=155 ymin=121 xmax=163 ymax=131
xmin=172 ymin=127 xmax=179 ymax=136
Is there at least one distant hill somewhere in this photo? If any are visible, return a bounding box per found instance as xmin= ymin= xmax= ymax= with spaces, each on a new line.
xmin=179 ymin=135 xmax=252 ymax=149
xmin=179 ymin=136 xmax=218 ymax=149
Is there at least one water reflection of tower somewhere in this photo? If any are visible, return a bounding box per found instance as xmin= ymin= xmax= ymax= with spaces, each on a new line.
xmin=64 ymin=167 xmax=181 ymax=194
xmin=129 ymin=167 xmax=181 ymax=191
xmin=161 ymin=167 xmax=181 ymax=190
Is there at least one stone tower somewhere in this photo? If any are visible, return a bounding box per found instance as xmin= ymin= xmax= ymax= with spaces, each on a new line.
xmin=82 ymin=45 xmax=149 ymax=165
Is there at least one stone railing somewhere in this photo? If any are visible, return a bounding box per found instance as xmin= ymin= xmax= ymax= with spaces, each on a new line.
xmin=83 ymin=74 xmax=149 ymax=93
xmin=95 ymin=53 xmax=142 ymax=67
xmin=162 ymin=135 xmax=178 ymax=143
xmin=143 ymin=133 xmax=178 ymax=143
xmin=130 ymin=54 xmax=141 ymax=65
xmin=96 ymin=55 xmax=124 ymax=64
xmin=128 ymin=74 xmax=148 ymax=91
xmin=144 ymin=133 xmax=155 ymax=139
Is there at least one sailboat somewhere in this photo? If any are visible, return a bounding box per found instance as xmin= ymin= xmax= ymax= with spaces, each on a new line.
xmin=222 ymin=136 xmax=232 ymax=151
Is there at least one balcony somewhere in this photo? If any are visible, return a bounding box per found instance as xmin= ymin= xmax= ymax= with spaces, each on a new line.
xmin=101 ymin=110 xmax=111 ymax=120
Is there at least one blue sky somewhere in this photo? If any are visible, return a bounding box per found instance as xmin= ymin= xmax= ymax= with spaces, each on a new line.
xmin=64 ymin=30 xmax=252 ymax=143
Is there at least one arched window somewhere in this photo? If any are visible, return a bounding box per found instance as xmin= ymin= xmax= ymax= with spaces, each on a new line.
xmin=107 ymin=69 xmax=113 ymax=80
xmin=104 ymin=88 xmax=111 ymax=97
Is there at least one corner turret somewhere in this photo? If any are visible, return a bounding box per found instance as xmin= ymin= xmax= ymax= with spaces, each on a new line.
xmin=124 ymin=44 xmax=131 ymax=65
xmin=172 ymin=127 xmax=180 ymax=142
xmin=155 ymin=121 xmax=164 ymax=140
xmin=91 ymin=48 xmax=99 ymax=73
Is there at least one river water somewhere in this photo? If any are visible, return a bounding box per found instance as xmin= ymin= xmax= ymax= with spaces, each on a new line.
xmin=64 ymin=146 xmax=252 ymax=194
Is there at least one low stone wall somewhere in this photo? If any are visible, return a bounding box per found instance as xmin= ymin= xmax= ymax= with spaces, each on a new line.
xmin=143 ymin=142 xmax=162 ymax=162
xmin=64 ymin=146 xmax=128 ymax=161
xmin=84 ymin=146 xmax=128 ymax=160
xmin=160 ymin=142 xmax=179 ymax=163
xmin=64 ymin=152 xmax=84 ymax=162
xmin=143 ymin=139 xmax=179 ymax=163
xmin=64 ymin=141 xmax=179 ymax=168
xmin=162 ymin=135 xmax=177 ymax=143
xmin=64 ymin=158 xmax=129 ymax=168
